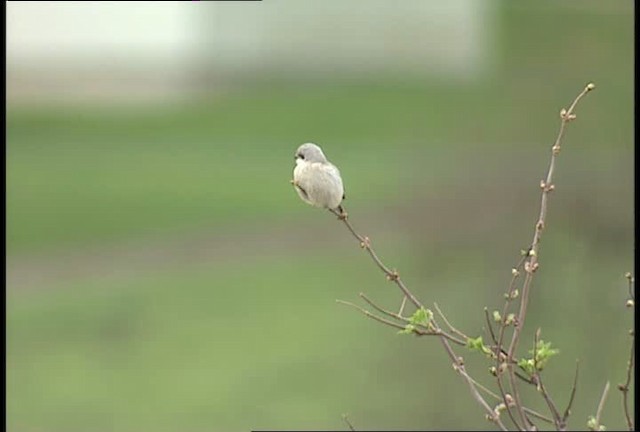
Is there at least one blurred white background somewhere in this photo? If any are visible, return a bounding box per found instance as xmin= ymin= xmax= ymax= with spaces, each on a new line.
xmin=8 ymin=0 xmax=496 ymax=104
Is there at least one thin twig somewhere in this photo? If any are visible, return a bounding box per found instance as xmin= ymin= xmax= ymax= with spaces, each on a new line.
xmin=494 ymin=256 xmax=528 ymax=430
xmin=561 ymin=359 xmax=580 ymax=425
xmin=626 ymin=273 xmax=635 ymax=301
xmin=496 ymin=255 xmax=528 ymax=354
xmin=328 ymin=83 xmax=595 ymax=431
xmin=357 ymin=293 xmax=465 ymax=345
xmin=486 ymin=316 xmax=523 ymax=432
xmin=507 ymin=365 xmax=531 ymax=430
xmin=342 ymin=414 xmax=356 ymax=431
xmin=484 ymin=307 xmax=498 ymax=346
xmin=619 ymin=338 xmax=635 ymax=431
xmin=531 ymin=329 xmax=563 ymax=429
xmin=450 ymin=358 xmax=509 ymax=431
xmin=619 ymin=273 xmax=635 ymax=431
xmin=434 ymin=302 xmax=469 ymax=341
xmin=514 ymin=371 xmax=534 ymax=384
xmin=504 ymin=83 xmax=595 ymax=431
xmin=524 ymin=406 xmax=555 ymax=425
xmin=398 ymin=295 xmax=407 ymax=316
xmin=336 ymin=300 xmax=408 ymax=332
xmin=594 ymin=381 xmax=611 ymax=430
xmin=359 ymin=292 xmax=410 ymax=321
xmin=462 ymin=371 xmax=554 ymax=427
xmin=507 ymin=83 xmax=595 ymax=361
xmin=331 ymin=208 xmax=507 ymax=430
xmin=495 ymin=373 xmax=524 ymax=431
xmin=329 ymin=207 xmax=423 ymax=310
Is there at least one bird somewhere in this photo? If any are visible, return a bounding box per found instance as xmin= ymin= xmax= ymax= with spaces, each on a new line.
xmin=291 ymin=143 xmax=346 ymax=215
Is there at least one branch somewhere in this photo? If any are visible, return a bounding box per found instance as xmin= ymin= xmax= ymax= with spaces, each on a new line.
xmin=588 ymin=381 xmax=610 ymax=431
xmin=503 ymin=83 xmax=595 ymax=430
xmin=329 ymin=207 xmax=423 ymax=310
xmin=618 ymin=339 xmax=635 ymax=431
xmin=596 ymin=381 xmax=611 ymax=424
xmin=434 ymin=302 xmax=470 ymax=341
xmin=531 ymin=328 xmax=563 ymax=430
xmin=331 ymin=208 xmax=507 ymax=430
xmin=463 ymin=368 xmax=554 ymax=427
xmin=359 ymin=293 xmax=466 ymax=345
xmin=336 ymin=300 xmax=410 ymax=332
xmin=493 ymin=256 xmax=528 ymax=430
xmin=342 ymin=414 xmax=356 ymax=431
xmin=507 ymin=82 xmax=595 ymax=360
xmin=561 ymin=359 xmax=580 ymax=424
xmin=451 ymin=360 xmax=509 ymax=431
xmin=484 ymin=307 xmax=498 ymax=345
xmin=328 ymin=82 xmax=595 ymax=431
xmin=618 ymin=272 xmax=635 ymax=430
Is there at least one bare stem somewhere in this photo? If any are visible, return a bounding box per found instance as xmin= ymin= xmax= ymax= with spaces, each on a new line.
xmin=494 ymin=256 xmax=527 ymax=430
xmin=329 ymin=208 xmax=423 ymax=310
xmin=434 ymin=302 xmax=470 ymax=341
xmin=620 ymin=339 xmax=635 ymax=431
xmin=331 ymin=208 xmax=506 ymax=430
xmin=561 ymin=359 xmax=580 ymax=425
xmin=619 ymin=272 xmax=635 ymax=431
xmin=507 ymin=83 xmax=595 ymax=360
xmin=484 ymin=307 xmax=498 ymax=346
xmin=398 ymin=295 xmax=407 ymax=316
xmin=336 ymin=300 xmax=410 ymax=332
xmin=531 ymin=329 xmax=563 ymax=429
xmin=342 ymin=414 xmax=356 ymax=431
xmin=594 ymin=381 xmax=611 ymax=431
xmin=356 ymin=293 xmax=465 ymax=344
xmin=464 ymin=370 xmax=554 ymax=427
xmin=503 ymin=83 xmax=595 ymax=431
xmin=328 ymin=83 xmax=595 ymax=431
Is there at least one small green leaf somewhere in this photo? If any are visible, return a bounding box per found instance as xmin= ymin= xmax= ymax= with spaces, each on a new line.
xmin=466 ymin=336 xmax=492 ymax=356
xmin=492 ymin=311 xmax=501 ymax=322
xmin=531 ymin=340 xmax=559 ymax=371
xmin=398 ymin=324 xmax=416 ymax=335
xmin=517 ymin=358 xmax=535 ymax=375
xmin=517 ymin=339 xmax=559 ymax=374
xmin=408 ymin=307 xmax=433 ymax=326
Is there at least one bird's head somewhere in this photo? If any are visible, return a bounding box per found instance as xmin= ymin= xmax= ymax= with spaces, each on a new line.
xmin=294 ymin=142 xmax=327 ymax=165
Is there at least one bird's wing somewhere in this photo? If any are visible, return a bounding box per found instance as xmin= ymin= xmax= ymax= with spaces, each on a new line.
xmin=324 ymin=162 xmax=345 ymax=199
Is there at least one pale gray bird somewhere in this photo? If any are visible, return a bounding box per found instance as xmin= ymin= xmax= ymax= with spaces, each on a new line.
xmin=292 ymin=143 xmax=345 ymax=212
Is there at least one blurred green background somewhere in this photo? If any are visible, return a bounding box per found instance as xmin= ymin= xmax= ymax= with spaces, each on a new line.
xmin=7 ymin=1 xmax=633 ymax=431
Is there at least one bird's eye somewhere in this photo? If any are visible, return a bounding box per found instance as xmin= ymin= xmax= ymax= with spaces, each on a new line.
xmin=296 ymin=153 xmax=304 ymax=160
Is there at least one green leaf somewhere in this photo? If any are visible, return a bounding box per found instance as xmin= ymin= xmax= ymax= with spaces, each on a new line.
xmin=517 ymin=358 xmax=535 ymax=375
xmin=530 ymin=340 xmax=559 ymax=371
xmin=466 ymin=336 xmax=492 ymax=356
xmin=408 ymin=307 xmax=433 ymax=326
xmin=398 ymin=324 xmax=416 ymax=335
xmin=517 ymin=340 xmax=559 ymax=375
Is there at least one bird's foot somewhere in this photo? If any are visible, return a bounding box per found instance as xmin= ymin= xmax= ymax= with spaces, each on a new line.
xmin=336 ymin=206 xmax=348 ymax=220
